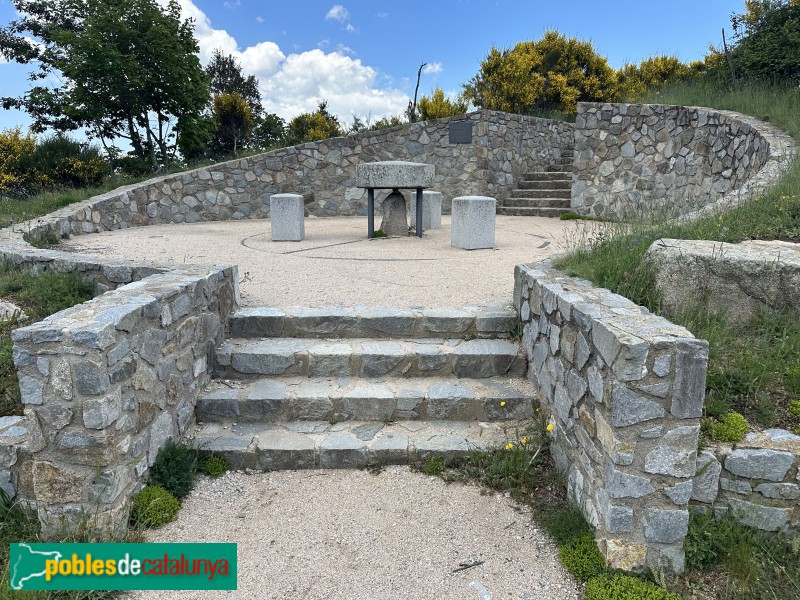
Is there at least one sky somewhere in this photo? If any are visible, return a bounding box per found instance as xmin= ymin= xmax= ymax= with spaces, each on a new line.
xmin=0 ymin=0 xmax=738 ymax=135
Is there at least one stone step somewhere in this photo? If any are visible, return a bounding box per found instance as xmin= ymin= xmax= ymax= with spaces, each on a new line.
xmin=189 ymin=419 xmax=529 ymax=470
xmin=215 ymin=337 xmax=527 ymax=380
xmin=510 ymin=188 xmax=571 ymax=199
xmin=501 ymin=198 xmax=571 ymax=209
xmin=496 ymin=207 xmax=572 ymax=218
xmin=197 ymin=376 xmax=537 ymax=423
xmin=517 ymin=179 xmax=571 ymax=190
xmin=521 ymin=171 xmax=571 ymax=181
xmin=229 ymin=306 xmax=517 ymax=339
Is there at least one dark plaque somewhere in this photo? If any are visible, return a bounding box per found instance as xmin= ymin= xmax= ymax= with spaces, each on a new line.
xmin=449 ymin=121 xmax=473 ymax=144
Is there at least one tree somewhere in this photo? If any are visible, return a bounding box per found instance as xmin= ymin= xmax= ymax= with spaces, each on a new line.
xmin=617 ymin=56 xmax=704 ymax=101
xmin=0 ymin=0 xmax=209 ymax=170
xmin=252 ymin=113 xmax=286 ymax=149
xmin=205 ymin=49 xmax=262 ymax=117
xmin=462 ymin=31 xmax=618 ymax=115
xmin=730 ymin=0 xmax=800 ymax=84
xmin=417 ymin=87 xmax=467 ymax=120
xmin=213 ymin=93 xmax=254 ymax=156
xmin=286 ymin=101 xmax=343 ymax=145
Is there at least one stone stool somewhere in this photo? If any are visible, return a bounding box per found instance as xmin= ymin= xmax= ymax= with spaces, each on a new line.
xmin=407 ymin=190 xmax=443 ymax=230
xmin=269 ymin=193 xmax=305 ymax=241
xmin=451 ymin=196 xmax=496 ymax=250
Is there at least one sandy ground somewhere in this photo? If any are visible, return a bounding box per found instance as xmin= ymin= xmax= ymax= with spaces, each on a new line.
xmin=61 ymin=216 xmax=597 ymax=308
xmin=128 ymin=468 xmax=581 ymax=600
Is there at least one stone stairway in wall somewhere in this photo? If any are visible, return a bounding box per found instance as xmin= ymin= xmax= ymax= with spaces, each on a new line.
xmin=190 ymin=307 xmax=536 ymax=470
xmin=497 ymin=150 xmax=574 ymax=218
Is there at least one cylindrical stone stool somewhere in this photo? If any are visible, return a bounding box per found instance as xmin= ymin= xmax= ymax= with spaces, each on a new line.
xmin=269 ymin=193 xmax=305 ymax=241
xmin=407 ymin=190 xmax=443 ymax=230
xmin=450 ymin=196 xmax=496 ymax=250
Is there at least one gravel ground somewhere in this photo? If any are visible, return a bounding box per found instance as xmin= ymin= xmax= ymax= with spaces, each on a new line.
xmin=127 ymin=468 xmax=581 ymax=600
xmin=61 ymin=216 xmax=598 ymax=308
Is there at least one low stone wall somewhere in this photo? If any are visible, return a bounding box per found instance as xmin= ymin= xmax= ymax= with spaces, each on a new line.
xmin=692 ymin=429 xmax=800 ymax=532
xmin=27 ymin=110 xmax=573 ymax=240
xmin=514 ymin=261 xmax=708 ymax=573
xmin=0 ymin=246 xmax=238 ymax=534
xmin=572 ymin=102 xmax=797 ymax=219
xmin=647 ymin=238 xmax=800 ymax=322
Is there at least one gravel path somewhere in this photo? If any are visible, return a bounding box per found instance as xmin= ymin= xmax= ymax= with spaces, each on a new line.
xmin=128 ymin=468 xmax=580 ymax=600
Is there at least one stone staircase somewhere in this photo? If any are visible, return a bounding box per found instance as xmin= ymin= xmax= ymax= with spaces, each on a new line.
xmin=497 ymin=151 xmax=574 ymax=218
xmin=190 ymin=307 xmax=536 ymax=470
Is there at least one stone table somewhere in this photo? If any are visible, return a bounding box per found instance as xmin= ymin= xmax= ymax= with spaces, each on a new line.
xmin=356 ymin=161 xmax=435 ymax=238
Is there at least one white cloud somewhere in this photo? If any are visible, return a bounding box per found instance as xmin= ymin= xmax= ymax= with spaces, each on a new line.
xmin=222 ymin=0 xmax=240 ymax=8
xmin=255 ymin=15 xmax=264 ymax=23
xmin=336 ymin=44 xmax=355 ymax=56
xmin=325 ymin=4 xmax=349 ymax=22
xmin=167 ymin=0 xmax=407 ymax=121
xmin=345 ymin=23 xmax=356 ymax=33
xmin=376 ymin=12 xmax=388 ymax=18
xmin=423 ymin=62 xmax=443 ymax=75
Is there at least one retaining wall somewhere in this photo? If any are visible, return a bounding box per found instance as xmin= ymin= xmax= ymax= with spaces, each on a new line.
xmin=572 ymin=102 xmax=796 ymax=219
xmin=514 ymin=261 xmax=708 ymax=574
xmin=0 ymin=244 xmax=238 ymax=534
xmin=31 ymin=110 xmax=573 ymax=240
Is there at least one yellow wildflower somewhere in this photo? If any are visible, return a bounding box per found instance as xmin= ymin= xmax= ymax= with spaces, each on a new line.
xmin=500 ymin=401 xmax=506 ymax=407
xmin=546 ymin=423 xmax=554 ymax=432
xmin=521 ymin=437 xmax=528 ymax=445
xmin=505 ymin=443 xmax=514 ymax=450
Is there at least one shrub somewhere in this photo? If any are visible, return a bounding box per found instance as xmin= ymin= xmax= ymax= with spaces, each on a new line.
xmin=707 ymin=411 xmax=749 ymax=442
xmin=558 ymin=532 xmax=606 ymax=581
xmin=422 ymin=454 xmax=445 ymax=476
xmin=130 ymin=486 xmax=180 ymax=529
xmin=202 ymin=454 xmax=229 ymax=478
xmin=585 ymin=573 xmax=681 ymax=600
xmin=0 ymin=127 xmax=37 ymax=198
xmin=149 ymin=439 xmax=198 ymax=498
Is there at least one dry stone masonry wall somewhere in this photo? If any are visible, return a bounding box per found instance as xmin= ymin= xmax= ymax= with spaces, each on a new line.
xmin=572 ymin=102 xmax=796 ymax=219
xmin=514 ymin=261 xmax=709 ymax=574
xmin=32 ymin=110 xmax=573 ymax=240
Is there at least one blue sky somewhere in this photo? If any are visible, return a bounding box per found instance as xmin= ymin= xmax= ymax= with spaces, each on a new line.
xmin=0 ymin=0 xmax=737 ymax=134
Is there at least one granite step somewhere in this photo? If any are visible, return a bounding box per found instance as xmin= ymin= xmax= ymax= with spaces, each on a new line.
xmin=521 ymin=171 xmax=571 ymax=181
xmin=197 ymin=375 xmax=536 ymax=423
xmin=517 ymin=179 xmax=571 ymax=190
xmin=501 ymin=198 xmax=571 ymax=209
xmin=189 ymin=419 xmax=530 ymax=470
xmin=510 ymin=188 xmax=571 ymax=199
xmin=229 ymin=306 xmax=517 ymax=339
xmin=215 ymin=337 xmax=526 ymax=379
xmin=497 ymin=207 xmax=572 ymax=218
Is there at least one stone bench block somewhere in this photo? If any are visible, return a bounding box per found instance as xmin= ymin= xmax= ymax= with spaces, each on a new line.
xmin=451 ymin=196 xmax=496 ymax=250
xmin=407 ymin=190 xmax=443 ymax=229
xmin=269 ymin=193 xmax=305 ymax=241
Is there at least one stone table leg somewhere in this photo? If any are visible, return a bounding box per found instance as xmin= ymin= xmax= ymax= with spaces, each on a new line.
xmin=415 ymin=188 xmax=423 ymax=238
xmin=367 ymin=188 xmax=375 ymax=238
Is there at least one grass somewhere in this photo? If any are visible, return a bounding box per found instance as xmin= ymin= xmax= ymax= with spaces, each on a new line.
xmin=0 ymin=263 xmax=95 ymax=416
xmin=558 ymin=82 xmax=800 ymax=432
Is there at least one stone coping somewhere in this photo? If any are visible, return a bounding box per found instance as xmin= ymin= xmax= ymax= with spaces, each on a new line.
xmin=355 ymin=161 xmax=435 ymax=189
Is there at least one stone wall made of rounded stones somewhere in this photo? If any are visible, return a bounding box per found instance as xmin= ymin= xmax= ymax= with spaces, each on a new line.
xmin=33 ymin=110 xmax=573 ymax=238
xmin=691 ymin=429 xmax=800 ymax=533
xmin=571 ymin=102 xmax=795 ymax=220
xmin=514 ymin=261 xmax=708 ymax=574
xmin=3 ymin=259 xmax=238 ymax=535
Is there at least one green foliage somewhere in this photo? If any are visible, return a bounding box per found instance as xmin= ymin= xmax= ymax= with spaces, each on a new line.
xmin=201 ymin=455 xmax=229 ymax=478
xmin=617 ymin=55 xmax=703 ymax=101
xmin=557 ymin=532 xmax=606 ymax=581
xmin=0 ymin=127 xmax=37 ymax=198
xmin=148 ymin=439 xmax=198 ymax=499
xmin=585 ymin=573 xmax=681 ymax=600
xmin=559 ymin=211 xmax=610 ymax=222
xmin=206 ymin=49 xmax=262 ymax=117
xmin=731 ymin=1 xmax=800 ymax=84
xmin=252 ymin=113 xmax=287 ymax=149
xmin=706 ymin=411 xmax=750 ymax=442
xmin=463 ymin=31 xmax=618 ymax=115
xmin=422 ymin=454 xmax=445 ymax=476
xmin=416 ymin=87 xmax=467 ymax=120
xmin=213 ymin=93 xmax=255 ymax=156
xmin=130 ymin=485 xmax=180 ymax=529
xmin=286 ymin=101 xmax=343 ymax=145
xmin=538 ymin=505 xmax=593 ymax=546
xmin=1 ymin=0 xmax=210 ymax=170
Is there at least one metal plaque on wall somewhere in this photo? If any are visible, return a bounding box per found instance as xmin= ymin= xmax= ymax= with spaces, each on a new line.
xmin=449 ymin=121 xmax=473 ymax=144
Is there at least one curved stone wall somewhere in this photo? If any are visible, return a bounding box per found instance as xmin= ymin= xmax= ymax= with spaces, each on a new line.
xmin=31 ymin=110 xmax=573 ymax=239
xmin=572 ymin=103 xmax=796 ymax=219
